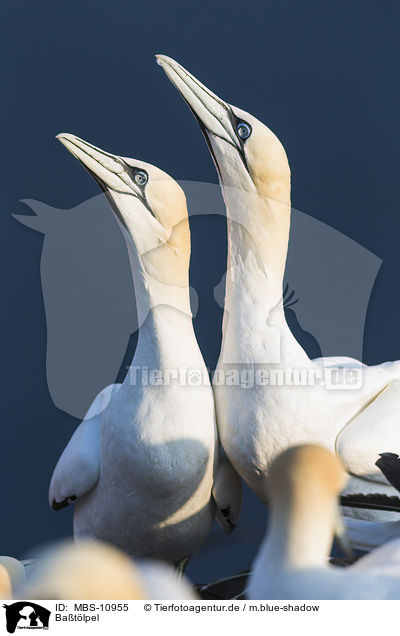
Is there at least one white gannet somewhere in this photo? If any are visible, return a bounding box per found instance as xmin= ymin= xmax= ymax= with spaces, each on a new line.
xmin=18 ymin=540 xmax=196 ymax=600
xmin=157 ymin=55 xmax=400 ymax=525
xmin=0 ymin=557 xmax=25 ymax=599
xmin=249 ymin=445 xmax=400 ymax=600
xmin=0 ymin=565 xmax=12 ymax=599
xmin=49 ymin=134 xmax=220 ymax=565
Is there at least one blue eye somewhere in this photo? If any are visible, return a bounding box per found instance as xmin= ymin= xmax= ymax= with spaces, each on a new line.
xmin=237 ymin=122 xmax=252 ymax=140
xmin=134 ymin=170 xmax=148 ymax=186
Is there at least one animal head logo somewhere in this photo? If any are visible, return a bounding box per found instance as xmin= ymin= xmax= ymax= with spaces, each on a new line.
xmin=14 ymin=182 xmax=381 ymax=417
xmin=3 ymin=602 xmax=50 ymax=633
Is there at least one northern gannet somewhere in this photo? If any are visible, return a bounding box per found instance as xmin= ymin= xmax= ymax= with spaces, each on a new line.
xmin=0 ymin=566 xmax=11 ymax=599
xmin=49 ymin=134 xmax=220 ymax=565
xmin=157 ymin=55 xmax=400 ymax=522
xmin=18 ymin=540 xmax=196 ymax=600
xmin=249 ymin=445 xmax=400 ymax=600
xmin=0 ymin=557 xmax=25 ymax=599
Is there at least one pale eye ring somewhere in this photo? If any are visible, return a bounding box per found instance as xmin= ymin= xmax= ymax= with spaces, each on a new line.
xmin=134 ymin=170 xmax=148 ymax=186
xmin=237 ymin=122 xmax=252 ymax=140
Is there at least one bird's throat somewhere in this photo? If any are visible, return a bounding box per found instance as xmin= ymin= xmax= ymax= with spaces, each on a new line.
xmin=224 ymin=194 xmax=291 ymax=308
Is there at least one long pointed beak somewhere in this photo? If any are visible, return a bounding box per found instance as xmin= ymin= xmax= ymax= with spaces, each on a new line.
xmin=334 ymin=504 xmax=354 ymax=560
xmin=156 ymin=55 xmax=238 ymax=149
xmin=56 ymin=133 xmax=138 ymax=196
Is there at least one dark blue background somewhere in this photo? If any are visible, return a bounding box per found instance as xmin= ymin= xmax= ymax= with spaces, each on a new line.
xmin=2 ymin=0 xmax=400 ymax=582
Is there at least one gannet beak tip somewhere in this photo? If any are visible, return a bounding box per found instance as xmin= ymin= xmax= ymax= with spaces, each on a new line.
xmin=156 ymin=54 xmax=173 ymax=69
xmin=56 ymin=133 xmax=75 ymax=146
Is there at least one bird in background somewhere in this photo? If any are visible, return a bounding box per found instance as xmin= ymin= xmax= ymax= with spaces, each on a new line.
xmin=0 ymin=557 xmax=26 ymax=599
xmin=157 ymin=55 xmax=400 ymax=533
xmin=249 ymin=444 xmax=400 ymax=599
xmin=49 ymin=134 xmax=241 ymax=568
xmin=17 ymin=540 xmax=196 ymax=600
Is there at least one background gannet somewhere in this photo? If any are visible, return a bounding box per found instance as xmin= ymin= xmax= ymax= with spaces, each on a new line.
xmin=157 ymin=55 xmax=400 ymax=526
xmin=0 ymin=565 xmax=12 ymax=599
xmin=0 ymin=557 xmax=25 ymax=599
xmin=49 ymin=134 xmax=219 ymax=565
xmin=249 ymin=445 xmax=400 ymax=599
xmin=17 ymin=540 xmax=196 ymax=600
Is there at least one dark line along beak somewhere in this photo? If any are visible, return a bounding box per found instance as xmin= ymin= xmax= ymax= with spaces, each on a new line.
xmin=156 ymin=55 xmax=250 ymax=175
xmin=56 ymin=133 xmax=153 ymax=224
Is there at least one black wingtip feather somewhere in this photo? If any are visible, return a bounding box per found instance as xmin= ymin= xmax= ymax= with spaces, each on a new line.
xmin=375 ymin=452 xmax=400 ymax=493
xmin=341 ymin=493 xmax=400 ymax=512
xmin=51 ymin=495 xmax=77 ymax=511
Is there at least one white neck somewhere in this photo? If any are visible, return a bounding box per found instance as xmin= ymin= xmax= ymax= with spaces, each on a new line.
xmin=224 ymin=189 xmax=291 ymax=302
xmin=219 ymin=191 xmax=309 ymax=366
xmin=132 ymin=305 xmax=202 ymax=369
xmin=126 ymin=239 xmax=192 ymax=329
xmin=259 ymin=498 xmax=335 ymax=570
xmin=121 ymin=236 xmax=204 ymax=375
xmin=225 ymin=217 xmax=285 ymax=314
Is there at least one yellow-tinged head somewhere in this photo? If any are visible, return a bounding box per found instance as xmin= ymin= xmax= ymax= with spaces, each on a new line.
xmin=157 ymin=55 xmax=291 ymax=206
xmin=0 ymin=564 xmax=12 ymax=599
xmin=0 ymin=557 xmax=25 ymax=599
xmin=57 ymin=133 xmax=190 ymax=286
xmin=268 ymin=444 xmax=348 ymax=504
xmin=18 ymin=540 xmax=146 ymax=600
xmin=267 ymin=445 xmax=353 ymax=560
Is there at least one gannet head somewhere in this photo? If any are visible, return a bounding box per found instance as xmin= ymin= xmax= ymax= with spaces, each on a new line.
xmin=17 ymin=540 xmax=147 ymax=600
xmin=156 ymin=55 xmax=291 ymax=205
xmin=0 ymin=565 xmax=12 ymax=599
xmin=57 ymin=134 xmax=190 ymax=284
xmin=268 ymin=445 xmax=354 ymax=559
xmin=0 ymin=557 xmax=25 ymax=599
